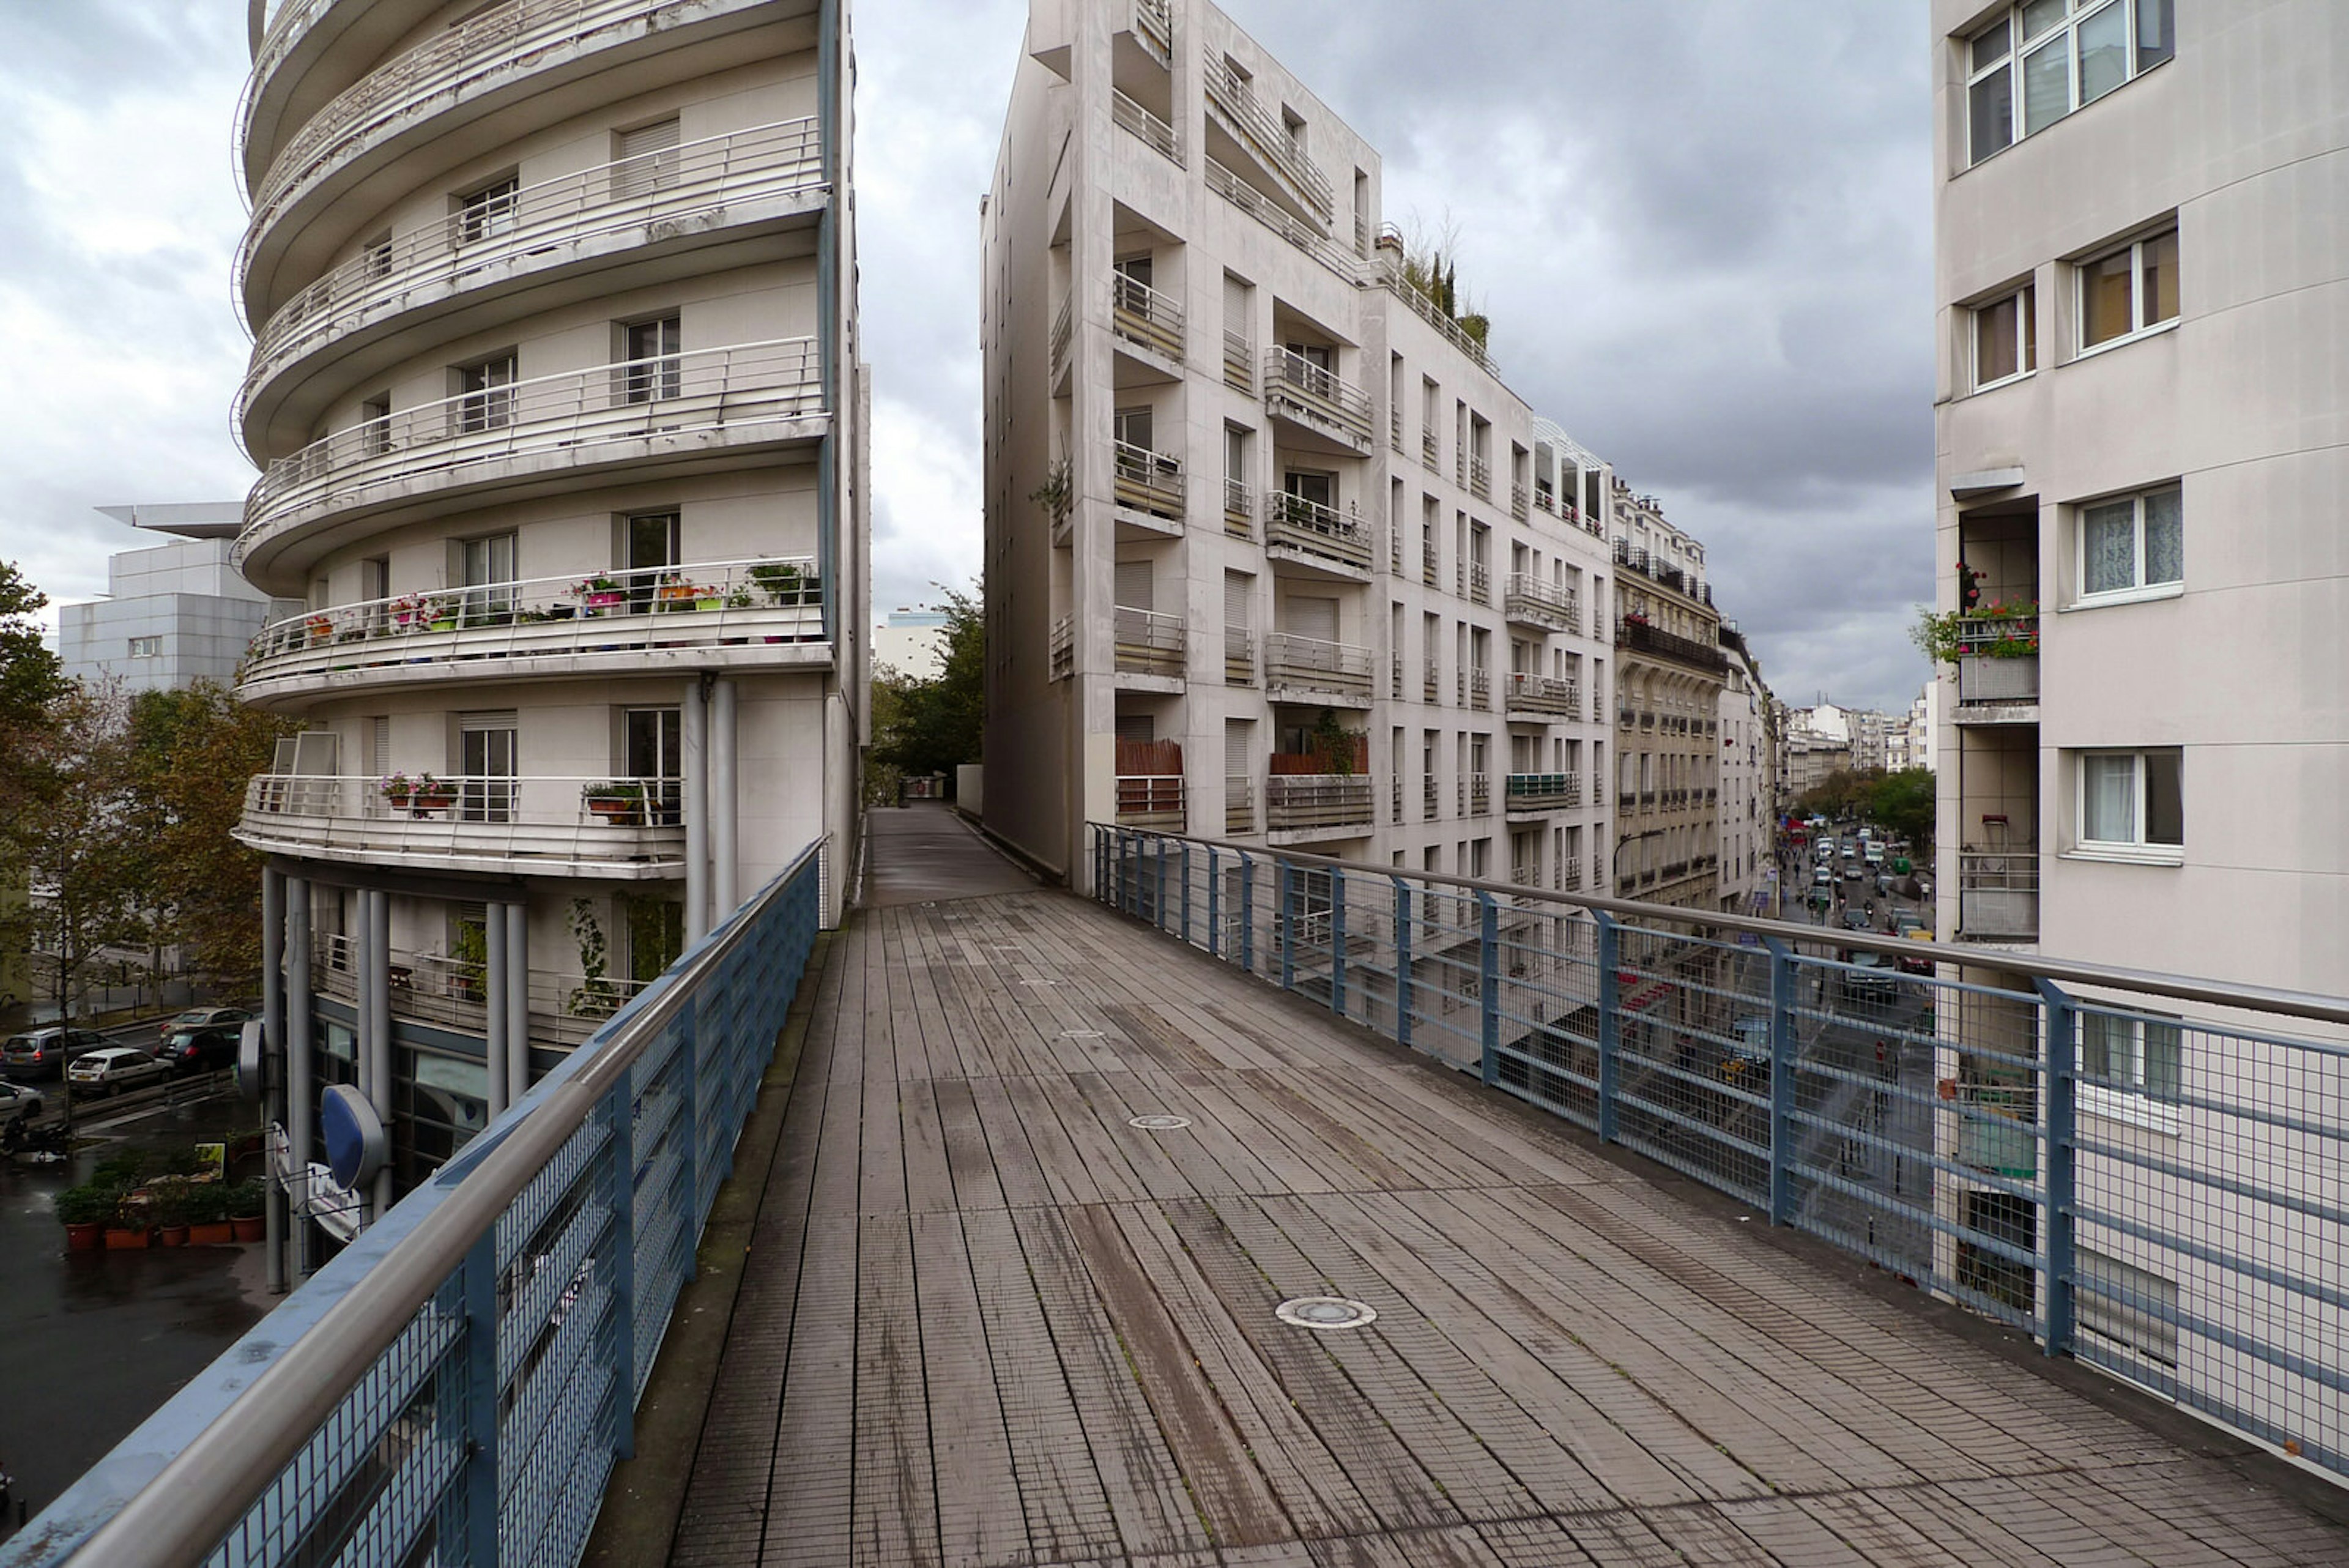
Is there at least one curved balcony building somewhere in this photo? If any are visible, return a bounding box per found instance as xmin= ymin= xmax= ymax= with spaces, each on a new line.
xmin=234 ymin=0 xmax=864 ymax=1238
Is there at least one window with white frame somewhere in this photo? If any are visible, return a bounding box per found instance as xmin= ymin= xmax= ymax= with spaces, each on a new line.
xmin=1972 ymin=283 xmax=2036 ymax=389
xmin=2078 ymin=486 xmax=2181 ymax=599
xmin=2079 ymin=227 xmax=2178 ymax=350
xmin=2077 ymin=748 xmax=2181 ymax=854
xmin=1965 ymin=0 xmax=2173 ymax=166
xmin=2080 ymin=1008 xmax=2181 ymax=1101
xmin=2077 ymin=1247 xmax=2179 ymax=1363
xmin=127 ymin=635 xmax=161 ymax=658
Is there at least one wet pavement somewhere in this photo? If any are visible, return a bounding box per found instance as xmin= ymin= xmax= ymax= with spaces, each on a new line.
xmin=0 ymin=1088 xmax=273 ymax=1535
xmin=860 ymin=804 xmax=1040 ymax=908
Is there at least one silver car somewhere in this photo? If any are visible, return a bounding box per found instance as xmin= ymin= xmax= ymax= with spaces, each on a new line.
xmin=0 ymin=1080 xmax=43 ymax=1126
xmin=67 ymin=1047 xmax=173 ymax=1096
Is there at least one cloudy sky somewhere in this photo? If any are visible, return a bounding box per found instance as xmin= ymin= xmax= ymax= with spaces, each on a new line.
xmin=0 ymin=0 xmax=1936 ymax=715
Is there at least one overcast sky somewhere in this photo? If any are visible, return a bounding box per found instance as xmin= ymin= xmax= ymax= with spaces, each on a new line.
xmin=0 ymin=0 xmax=1935 ymax=716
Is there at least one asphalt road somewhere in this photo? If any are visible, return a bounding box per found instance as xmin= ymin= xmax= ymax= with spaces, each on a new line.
xmin=0 ymin=1071 xmax=274 ymax=1536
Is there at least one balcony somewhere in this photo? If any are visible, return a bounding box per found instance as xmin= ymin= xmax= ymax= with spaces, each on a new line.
xmin=1111 ymin=90 xmax=1179 ymax=165
xmin=1050 ymin=294 xmax=1074 ymax=388
xmin=1113 ymin=441 xmax=1186 ymax=525
xmin=1958 ymin=644 xmax=2041 ymax=712
xmin=1420 ymin=537 xmax=1438 ymax=587
xmin=1467 ymin=559 xmax=1491 ymax=606
xmin=1422 ymin=775 xmax=1438 ymax=817
xmin=1223 ymin=330 xmax=1253 ymax=395
xmin=1262 ymin=492 xmax=1371 ymax=576
xmin=1461 ymin=772 xmax=1491 ymax=816
xmin=1263 ymin=633 xmax=1373 ymax=707
xmin=1420 ymin=426 xmax=1439 ymax=472
xmin=241 ymin=119 xmax=824 ymax=450
xmin=1201 ymin=48 xmax=1334 ymax=221
xmin=1617 ymin=616 xmax=1730 ymax=676
xmin=1264 ymin=771 xmax=1374 ymax=838
xmin=1113 ymin=606 xmax=1185 ymax=680
xmin=314 ymin=934 xmax=653 ymax=1050
xmin=1225 ymin=775 xmax=1254 ymax=834
xmin=1960 ymin=850 xmax=2039 ymax=941
xmin=1466 ymin=666 xmax=1491 ymax=711
xmin=1503 ymin=672 xmax=1578 ymax=721
xmin=1469 ymin=455 xmax=1491 ymax=501
xmin=1222 ymin=478 xmax=1253 ymax=538
xmin=1223 ymin=624 xmax=1255 ymax=685
xmin=1203 ymin=159 xmax=1357 ymax=283
xmin=1511 ymin=483 xmax=1529 ymax=523
xmin=1262 ymin=349 xmax=1374 ymax=453
xmin=237 ymin=558 xmax=825 ymax=705
xmin=1111 ymin=273 xmax=1184 ymax=363
xmin=1048 ymin=615 xmax=1074 ymax=681
xmin=1958 ymin=1082 xmax=2039 ymax=1181
xmin=1114 ymin=774 xmax=1184 ymax=830
xmin=1422 ymin=659 xmax=1439 ymax=702
xmin=1504 ymin=573 xmax=1579 ymax=634
xmin=237 ymin=773 xmax=685 ymax=879
xmin=236 ymin=339 xmax=824 ymax=586
xmin=1376 ymin=248 xmax=1500 ymax=378
xmin=1389 ymin=405 xmax=1403 ymax=453
xmin=1132 ymin=0 xmax=1173 ymax=64
xmin=1389 ymin=652 xmax=1404 ymax=700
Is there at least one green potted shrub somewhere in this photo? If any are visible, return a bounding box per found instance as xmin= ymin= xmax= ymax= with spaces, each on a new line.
xmin=149 ymin=1180 xmax=193 ymax=1247
xmin=581 ymin=781 xmax=647 ymax=825
xmin=187 ymin=1182 xmax=236 ymax=1246
xmin=103 ymin=1189 xmax=149 ymax=1250
xmin=228 ymin=1178 xmax=269 ymax=1243
xmin=749 ymin=560 xmax=808 ymax=606
xmin=56 ymin=1183 xmax=119 ymax=1251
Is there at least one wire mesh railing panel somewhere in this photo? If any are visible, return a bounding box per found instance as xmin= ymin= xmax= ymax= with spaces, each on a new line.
xmin=1608 ymin=921 xmax=1771 ymax=1210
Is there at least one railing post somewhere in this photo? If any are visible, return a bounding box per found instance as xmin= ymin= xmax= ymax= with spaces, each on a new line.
xmin=1763 ymin=935 xmax=1797 ymax=1227
xmin=1329 ymin=867 xmax=1348 ymax=1020
xmin=1278 ymin=860 xmax=1297 ymax=992
xmin=1181 ymin=841 xmax=1193 ymax=945
xmin=2035 ymin=977 xmax=2077 ymax=1359
xmin=603 ymin=1070 xmax=639 ymax=1458
xmin=459 ymin=1231 xmax=502 ymax=1567
xmin=1093 ymin=825 xmax=1105 ymax=904
xmin=1157 ymin=833 xmax=1170 ymax=932
xmin=676 ymin=996 xmax=700 ymax=1283
xmin=1595 ymin=912 xmax=1620 ymax=1142
xmin=1239 ymin=850 xmax=1255 ymax=973
xmin=1393 ymin=877 xmax=1414 ymax=1052
xmin=1478 ymin=890 xmax=1500 ymax=1087
xmin=1206 ymin=844 xmax=1220 ymax=958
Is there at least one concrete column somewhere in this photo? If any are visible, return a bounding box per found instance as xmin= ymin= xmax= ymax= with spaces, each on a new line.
xmin=285 ymin=877 xmax=313 ymax=1279
xmin=353 ymin=891 xmax=377 ymax=1219
xmin=260 ymin=867 xmax=286 ymax=1296
xmin=486 ymin=903 xmax=510 ymax=1119
xmin=505 ymin=902 xmax=529 ymax=1109
xmin=368 ymin=890 xmax=393 ymax=1221
xmin=683 ymin=678 xmax=710 ymax=942
xmin=711 ymin=677 xmax=739 ymax=919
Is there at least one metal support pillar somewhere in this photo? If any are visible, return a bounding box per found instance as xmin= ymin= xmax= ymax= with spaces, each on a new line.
xmin=683 ymin=678 xmax=710 ymax=943
xmin=367 ymin=890 xmax=392 ymax=1222
xmin=506 ymin=902 xmax=530 ymax=1109
xmin=711 ymin=677 xmax=738 ymax=919
xmin=1329 ymin=868 xmax=1348 ymax=1020
xmin=486 ymin=903 xmax=510 ymax=1120
xmin=2036 ymin=977 xmax=2078 ymax=1358
xmin=1764 ymin=935 xmax=1797 ymax=1226
xmin=1478 ymin=891 xmax=1499 ymax=1087
xmin=285 ymin=877 xmax=313 ymax=1279
xmin=1595 ymin=912 xmax=1620 ymax=1142
xmin=1393 ymin=879 xmax=1414 ymax=1051
xmin=261 ymin=868 xmax=286 ymax=1294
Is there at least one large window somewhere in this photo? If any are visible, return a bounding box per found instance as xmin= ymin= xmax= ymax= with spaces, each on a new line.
xmin=2080 ymin=227 xmax=2178 ymax=349
xmin=1972 ymin=283 xmax=2036 ymax=388
xmin=1967 ymin=0 xmax=2173 ymax=165
xmin=2078 ymin=749 xmax=2181 ymax=854
xmin=2080 ymin=1010 xmax=2182 ymax=1102
xmin=2079 ymin=486 xmax=2181 ymax=598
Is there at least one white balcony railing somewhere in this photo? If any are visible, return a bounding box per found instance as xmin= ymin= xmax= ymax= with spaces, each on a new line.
xmin=1224 ymin=624 xmax=1255 ymax=685
xmin=1112 ymin=91 xmax=1180 ymax=165
xmin=1225 ymin=775 xmax=1255 ymax=834
xmin=1960 ymin=850 xmax=2039 ymax=940
xmin=1468 ymin=559 xmax=1491 ymax=605
xmin=1504 ymin=572 xmax=1580 ymax=633
xmin=1201 ymin=48 xmax=1334 ymax=217
xmin=245 ymin=0 xmax=718 ymax=285
xmin=1378 ymin=250 xmax=1500 ymax=377
xmin=1468 ymin=667 xmax=1491 ymax=710
xmin=243 ymin=120 xmax=823 ymax=424
xmin=1504 ymin=672 xmax=1579 ymax=718
xmin=1048 ymin=615 xmax=1075 ymax=681
xmin=314 ymin=934 xmax=656 ymax=1047
xmin=1263 ymin=633 xmax=1372 ymax=699
xmin=1112 ymin=441 xmax=1185 ymax=522
xmin=1114 ymin=606 xmax=1186 ymax=678
xmin=1512 ymin=482 xmax=1530 ymax=522
xmin=1110 ymin=273 xmax=1184 ymax=360
xmin=1421 ymin=426 xmax=1439 ymax=472
xmin=1222 ymin=330 xmax=1253 ymax=395
xmin=1469 ymin=455 xmax=1491 ymax=500
xmin=1265 ymin=774 xmax=1373 ymax=832
xmin=1222 ymin=478 xmax=1254 ymax=538
xmin=239 ymin=773 xmax=685 ymax=875
xmin=240 ymin=557 xmax=823 ymax=693
xmin=1263 ymin=347 xmax=1373 ymax=448
xmin=1132 ymin=0 xmax=1173 ymax=64
xmin=238 ymin=339 xmax=823 ymax=566
xmin=1262 ymin=492 xmax=1370 ymax=570
xmin=1203 ymin=159 xmax=1357 ymax=283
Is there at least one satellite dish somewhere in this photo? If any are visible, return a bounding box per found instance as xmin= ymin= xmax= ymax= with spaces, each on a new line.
xmin=237 ymin=1019 xmax=267 ymax=1102
xmin=321 ymin=1085 xmax=388 ymax=1190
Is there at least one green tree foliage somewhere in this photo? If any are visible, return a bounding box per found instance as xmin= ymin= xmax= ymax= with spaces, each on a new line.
xmin=0 ymin=560 xmax=65 ymax=729
xmin=872 ymin=585 xmax=983 ymax=785
xmin=4 ymin=683 xmax=139 ymax=1017
xmin=1866 ymin=767 xmax=1937 ymax=849
xmin=1794 ymin=767 xmax=1880 ymax=822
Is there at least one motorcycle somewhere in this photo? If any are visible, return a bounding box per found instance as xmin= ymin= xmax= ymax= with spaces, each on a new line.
xmin=0 ymin=1115 xmax=70 ymax=1161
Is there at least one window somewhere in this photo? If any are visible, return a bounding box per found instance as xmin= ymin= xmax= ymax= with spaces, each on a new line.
xmin=2080 ymin=1009 xmax=2182 ymax=1101
xmin=456 ymin=176 xmax=518 ymax=243
xmin=2079 ymin=227 xmax=2178 ymax=349
xmin=623 ymin=314 xmax=681 ymax=403
xmin=1965 ymin=0 xmax=2172 ymax=165
xmin=457 ymin=532 xmax=516 ymax=624
xmin=456 ymin=354 xmax=516 ymax=433
xmin=2078 ymin=486 xmax=2181 ymax=598
xmin=612 ymin=117 xmax=681 ymax=201
xmin=2078 ymin=748 xmax=2181 ymax=853
xmin=2077 ymin=1249 xmax=2180 ymax=1364
xmin=127 ymin=636 xmax=161 ymax=658
xmin=1972 ymin=283 xmax=2036 ymax=388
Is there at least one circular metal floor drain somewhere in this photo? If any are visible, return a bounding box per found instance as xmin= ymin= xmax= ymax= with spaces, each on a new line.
xmin=1061 ymin=1028 xmax=1107 ymax=1040
xmin=1276 ymin=1296 xmax=1378 ymax=1330
xmin=1127 ymin=1113 xmax=1193 ymax=1131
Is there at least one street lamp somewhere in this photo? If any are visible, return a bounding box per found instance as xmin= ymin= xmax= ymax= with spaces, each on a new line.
xmin=1612 ymin=827 xmax=1668 ymax=896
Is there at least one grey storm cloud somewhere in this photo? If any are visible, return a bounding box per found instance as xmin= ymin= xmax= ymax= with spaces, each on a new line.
xmin=8 ymin=0 xmax=1937 ymax=715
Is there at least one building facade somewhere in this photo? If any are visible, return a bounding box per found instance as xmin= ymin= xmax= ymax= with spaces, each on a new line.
xmin=982 ymin=0 xmax=1615 ymax=912
xmin=1932 ymin=0 xmax=2342 ymax=1437
xmin=1716 ymin=626 xmax=1776 ymax=915
xmin=229 ymin=0 xmax=865 ymax=1226
xmin=1609 ymin=480 xmax=1725 ymax=908
xmin=60 ymin=504 xmax=302 ymax=694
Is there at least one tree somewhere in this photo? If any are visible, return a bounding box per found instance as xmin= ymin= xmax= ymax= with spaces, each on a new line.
xmin=872 ymin=584 xmax=983 ymax=785
xmin=1866 ymin=767 xmax=1936 ymax=850
xmin=0 ymin=560 xmax=65 ymax=730
xmin=4 ymin=683 xmax=140 ymax=1020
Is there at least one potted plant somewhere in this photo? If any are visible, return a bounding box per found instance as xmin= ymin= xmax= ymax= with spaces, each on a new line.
xmin=574 ymin=574 xmax=624 ymax=614
xmin=382 ymin=771 xmax=456 ymax=816
xmin=304 ymin=613 xmax=335 ymax=646
xmin=582 ymin=781 xmax=647 ymax=825
xmin=749 ymin=560 xmax=808 ymax=606
xmin=149 ymin=1180 xmax=192 ymax=1247
xmin=56 ymin=1183 xmax=117 ymax=1251
xmin=228 ymin=1179 xmax=268 ymax=1242
xmin=187 ymin=1182 xmax=236 ymax=1246
xmin=103 ymin=1190 xmax=149 ymax=1250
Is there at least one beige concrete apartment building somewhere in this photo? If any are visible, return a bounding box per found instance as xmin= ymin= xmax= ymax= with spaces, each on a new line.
xmin=981 ymin=0 xmax=1616 ymax=904
xmin=229 ymin=0 xmax=866 ymax=1210
xmin=1609 ymin=481 xmax=1725 ymax=910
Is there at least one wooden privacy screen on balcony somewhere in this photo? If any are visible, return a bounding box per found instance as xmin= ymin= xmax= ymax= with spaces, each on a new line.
xmin=1115 ymin=738 xmax=1182 ymax=775
xmin=1267 ymin=734 xmax=1368 ymax=775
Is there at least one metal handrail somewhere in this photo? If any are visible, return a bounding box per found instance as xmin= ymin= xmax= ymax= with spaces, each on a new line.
xmin=1113 ymin=606 xmax=1186 ymax=676
xmin=239 ymin=338 xmax=824 ymax=562
xmin=1377 ymin=253 xmax=1499 ymax=376
xmin=1504 ymin=571 xmax=1578 ymax=619
xmin=1262 ymin=491 xmax=1368 ymax=567
xmin=1222 ymin=329 xmax=1254 ymax=392
xmin=1110 ymin=272 xmax=1184 ymax=359
xmin=1264 ymin=632 xmax=1372 ymax=692
xmin=1111 ymin=91 xmax=1179 ymax=163
xmin=1200 ymin=46 xmax=1334 ymax=215
xmin=243 ymin=119 xmax=823 ymax=424
xmin=1504 ymin=671 xmax=1579 ymax=714
xmin=1263 ymin=347 xmax=1373 ymax=444
xmin=1111 ymin=440 xmax=1186 ymax=521
xmin=53 ymin=841 xmax=824 ymax=1566
xmin=1203 ymin=158 xmax=1357 ymax=283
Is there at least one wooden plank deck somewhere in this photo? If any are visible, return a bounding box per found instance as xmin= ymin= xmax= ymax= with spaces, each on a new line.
xmin=665 ymin=844 xmax=2349 ymax=1566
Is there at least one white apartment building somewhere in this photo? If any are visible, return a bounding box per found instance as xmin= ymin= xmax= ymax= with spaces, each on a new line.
xmin=1609 ymin=481 xmax=1726 ymax=910
xmin=1933 ymin=0 xmax=2343 ymax=1444
xmin=228 ymin=0 xmax=865 ymax=1213
xmin=1716 ymin=626 xmax=1775 ymax=915
xmin=982 ymin=0 xmax=1615 ymax=910
xmin=60 ymin=504 xmax=303 ymax=693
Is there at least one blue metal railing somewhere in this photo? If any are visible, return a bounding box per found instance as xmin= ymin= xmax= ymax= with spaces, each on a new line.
xmin=1092 ymin=825 xmax=2349 ymax=1484
xmin=6 ymin=841 xmax=825 ymax=1568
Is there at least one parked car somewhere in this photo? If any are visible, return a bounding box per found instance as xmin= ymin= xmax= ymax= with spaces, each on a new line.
xmin=4 ymin=1027 xmax=110 ymax=1081
xmin=1839 ymin=951 xmax=1899 ymax=1003
xmin=1839 ymin=908 xmax=1872 ymax=932
xmin=67 ymin=1046 xmax=173 ymax=1096
xmin=0 ymin=1080 xmax=43 ymax=1127
xmin=1891 ymin=911 xmax=1928 ymax=938
xmin=157 ymin=1006 xmax=250 ymax=1047
xmin=158 ymin=1023 xmax=241 ymax=1074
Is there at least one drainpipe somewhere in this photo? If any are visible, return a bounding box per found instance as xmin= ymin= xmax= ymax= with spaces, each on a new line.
xmin=486 ymin=904 xmax=509 ymax=1119
xmin=712 ymin=678 xmax=739 ymax=918
xmin=368 ymin=889 xmax=392 ymax=1221
xmin=684 ymin=677 xmax=710 ymax=942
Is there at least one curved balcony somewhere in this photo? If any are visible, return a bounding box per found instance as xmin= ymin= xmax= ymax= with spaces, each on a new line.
xmin=314 ymin=932 xmax=655 ymax=1049
xmin=237 ymin=774 xmax=685 ymax=879
xmin=239 ymin=0 xmax=776 ymax=320
xmin=239 ymin=119 xmax=825 ymax=455
xmin=234 ymin=338 xmax=824 ymax=589
xmin=239 ymin=0 xmax=442 ymax=194
xmin=237 ymin=557 xmax=825 ymax=706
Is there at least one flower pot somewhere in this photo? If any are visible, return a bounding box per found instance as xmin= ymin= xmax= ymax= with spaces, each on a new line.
xmin=429 ymin=617 xmax=458 ymax=633
xmin=65 ymin=1222 xmax=103 ymax=1252
xmin=105 ymin=1226 xmax=150 ymax=1250
xmin=157 ymin=1225 xmax=190 ymax=1248
xmin=190 ymin=1221 xmax=236 ymax=1246
xmin=695 ymin=596 xmax=724 ymax=612
xmin=231 ymin=1215 xmax=265 ymax=1243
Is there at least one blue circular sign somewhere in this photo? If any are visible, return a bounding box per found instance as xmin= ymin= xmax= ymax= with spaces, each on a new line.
xmin=321 ymin=1084 xmax=388 ymax=1189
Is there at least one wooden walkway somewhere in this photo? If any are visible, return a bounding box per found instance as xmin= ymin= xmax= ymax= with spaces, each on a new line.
xmin=660 ymin=849 xmax=2349 ymax=1564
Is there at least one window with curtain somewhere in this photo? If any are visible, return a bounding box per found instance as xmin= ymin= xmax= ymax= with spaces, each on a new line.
xmin=2080 ymin=1009 xmax=2183 ymax=1101
xmin=2079 ymin=486 xmax=2181 ymax=598
xmin=2079 ymin=749 xmax=2181 ymax=852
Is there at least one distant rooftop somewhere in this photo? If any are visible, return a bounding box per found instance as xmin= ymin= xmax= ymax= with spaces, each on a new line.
xmin=95 ymin=502 xmax=246 ymax=540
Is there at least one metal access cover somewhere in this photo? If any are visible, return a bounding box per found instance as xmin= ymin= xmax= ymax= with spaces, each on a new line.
xmin=1276 ymin=1296 xmax=1378 ymax=1330
xmin=1127 ymin=1113 xmax=1192 ymax=1131
xmin=1061 ymin=1029 xmax=1107 ymax=1039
